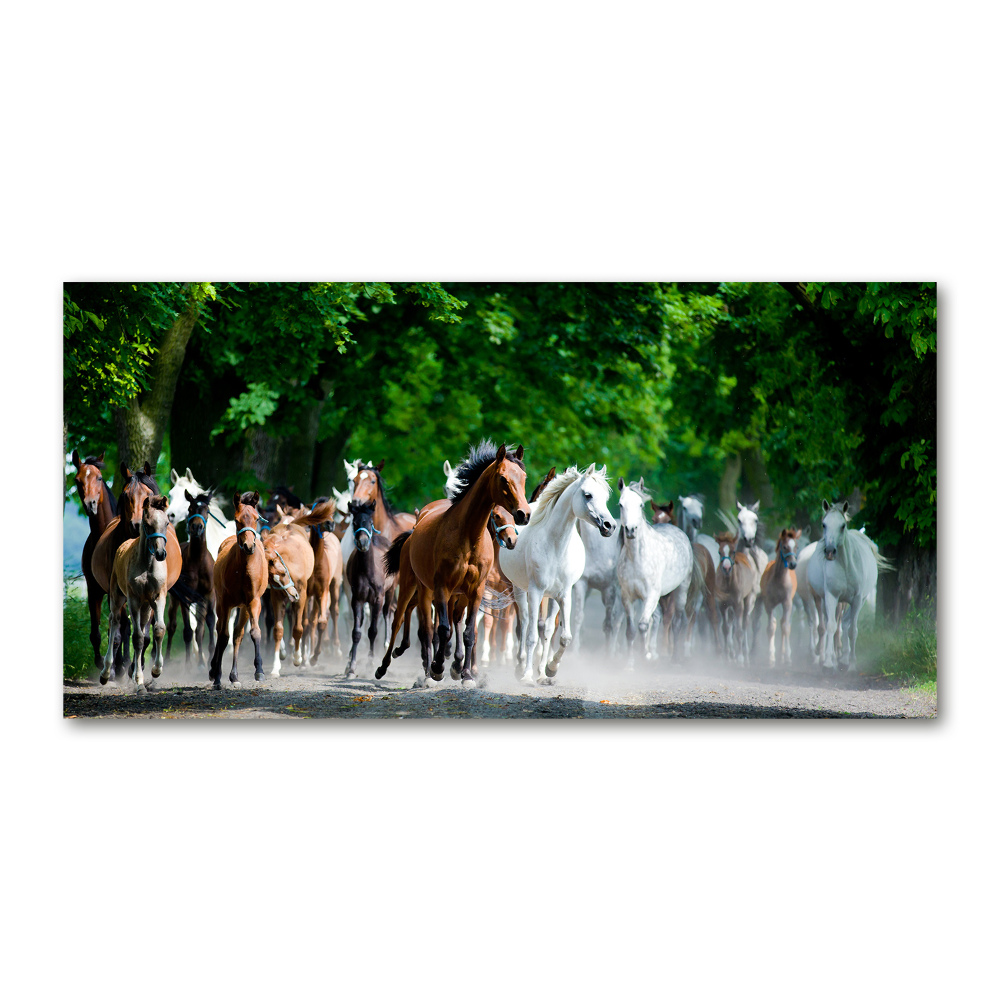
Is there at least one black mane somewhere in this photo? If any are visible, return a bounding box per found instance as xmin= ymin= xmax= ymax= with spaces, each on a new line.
xmin=82 ymin=455 xmax=105 ymax=469
xmin=450 ymin=440 xmax=525 ymax=505
xmin=270 ymin=485 xmax=305 ymax=509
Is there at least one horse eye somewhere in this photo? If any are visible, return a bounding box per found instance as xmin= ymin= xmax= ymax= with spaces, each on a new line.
xmin=584 ymin=493 xmax=592 ymax=500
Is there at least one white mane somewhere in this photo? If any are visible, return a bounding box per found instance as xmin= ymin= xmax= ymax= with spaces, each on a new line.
xmin=532 ymin=465 xmax=608 ymax=527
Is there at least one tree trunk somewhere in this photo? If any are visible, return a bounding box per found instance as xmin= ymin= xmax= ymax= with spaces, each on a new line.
xmin=114 ymin=289 xmax=202 ymax=471
xmin=739 ymin=445 xmax=774 ymax=509
xmin=719 ymin=453 xmax=742 ymax=514
xmin=878 ymin=541 xmax=936 ymax=626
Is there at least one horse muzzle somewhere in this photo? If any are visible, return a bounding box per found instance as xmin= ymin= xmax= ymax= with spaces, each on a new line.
xmin=514 ymin=508 xmax=530 ymax=526
xmin=85 ymin=498 xmax=99 ymax=516
xmin=623 ymin=526 xmax=637 ymax=540
xmin=824 ymin=548 xmax=836 ymax=561
xmin=503 ymin=533 xmax=517 ymax=550
xmin=154 ymin=549 xmax=167 ymax=562
xmin=597 ymin=517 xmax=616 ymax=538
xmin=357 ymin=534 xmax=371 ymax=553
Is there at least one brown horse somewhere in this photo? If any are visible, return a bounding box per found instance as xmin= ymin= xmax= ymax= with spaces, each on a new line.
xmin=92 ymin=463 xmax=183 ymax=679
xmin=755 ymin=528 xmax=801 ymax=666
xmin=71 ymin=450 xmax=117 ymax=669
xmin=210 ymin=491 xmax=268 ymax=689
xmin=480 ymin=504 xmax=518 ymax=666
xmin=303 ymin=499 xmax=344 ymax=664
xmin=261 ymin=500 xmax=336 ymax=676
xmin=713 ymin=532 xmax=757 ymax=664
xmin=652 ymin=499 xmax=721 ymax=656
xmin=377 ymin=441 xmax=531 ymax=687
xmin=166 ymin=490 xmax=217 ymax=667
xmin=101 ymin=495 xmax=178 ymax=691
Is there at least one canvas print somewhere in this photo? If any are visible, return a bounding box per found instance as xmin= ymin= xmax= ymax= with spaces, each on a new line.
xmin=62 ymin=281 xmax=937 ymax=719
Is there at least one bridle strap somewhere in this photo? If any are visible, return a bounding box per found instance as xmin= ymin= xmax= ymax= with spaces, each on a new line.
xmin=237 ymin=525 xmax=258 ymax=539
xmin=270 ymin=550 xmax=297 ymax=594
xmin=146 ymin=531 xmax=167 ymax=554
xmin=354 ymin=523 xmax=381 ymax=539
xmin=490 ymin=512 xmax=516 ymax=544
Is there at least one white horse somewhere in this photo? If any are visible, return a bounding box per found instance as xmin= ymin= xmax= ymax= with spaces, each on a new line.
xmin=499 ymin=464 xmax=616 ymax=684
xmin=616 ymin=479 xmax=693 ymax=664
xmin=808 ymin=500 xmax=892 ymax=671
xmin=677 ymin=494 xmax=720 ymax=569
xmin=164 ymin=468 xmax=236 ymax=560
xmin=442 ymin=459 xmax=463 ymax=499
xmin=570 ymin=519 xmax=623 ymax=654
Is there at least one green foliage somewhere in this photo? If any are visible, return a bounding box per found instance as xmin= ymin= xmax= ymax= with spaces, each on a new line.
xmin=857 ymin=607 xmax=937 ymax=692
xmin=63 ymin=577 xmax=95 ymax=680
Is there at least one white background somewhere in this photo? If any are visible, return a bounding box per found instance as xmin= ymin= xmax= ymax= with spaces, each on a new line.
xmin=2 ymin=2 xmax=992 ymax=997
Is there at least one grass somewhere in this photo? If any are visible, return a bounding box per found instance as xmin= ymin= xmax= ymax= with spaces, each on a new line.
xmin=64 ymin=575 xmax=98 ymax=680
xmin=857 ymin=606 xmax=937 ymax=694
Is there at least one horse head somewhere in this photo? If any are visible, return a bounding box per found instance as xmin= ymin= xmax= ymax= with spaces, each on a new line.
xmin=119 ymin=462 xmax=156 ymax=536
xmin=263 ymin=537 xmax=299 ymax=602
xmin=233 ymin=491 xmax=262 ymax=554
xmin=777 ymin=527 xmax=802 ymax=570
xmin=184 ymin=489 xmax=213 ymax=542
xmin=489 ymin=505 xmax=518 ymax=551
xmin=736 ymin=500 xmax=761 ymax=546
xmin=617 ymin=477 xmax=649 ymax=540
xmin=141 ymin=495 xmax=170 ymax=562
xmin=529 ymin=466 xmax=558 ymax=504
xmin=72 ymin=449 xmax=106 ymax=516
xmin=165 ymin=467 xmax=200 ymax=525
xmin=715 ymin=531 xmax=738 ymax=575
xmin=491 ymin=444 xmax=531 ymax=525
xmin=574 ymin=464 xmax=616 ymax=537
xmin=349 ymin=498 xmax=379 ymax=553
xmin=678 ymin=495 xmax=704 ymax=539
xmin=651 ymin=500 xmax=674 ymax=525
xmin=821 ymin=499 xmax=850 ymax=561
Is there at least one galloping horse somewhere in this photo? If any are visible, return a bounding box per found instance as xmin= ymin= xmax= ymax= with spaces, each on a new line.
xmin=261 ymin=501 xmax=335 ymax=675
xmin=92 ymin=463 xmax=184 ymax=680
xmin=808 ymin=500 xmax=892 ymax=671
xmin=303 ymin=497 xmax=344 ymax=663
xmin=210 ymin=492 xmax=269 ymax=689
xmin=616 ymin=479 xmax=693 ymax=665
xmin=166 ymin=490 xmax=217 ymax=667
xmin=713 ymin=532 xmax=757 ymax=664
xmin=677 ymin=495 xmax=721 ymax=570
xmin=755 ymin=528 xmax=801 ymax=666
xmin=71 ymin=450 xmax=117 ymax=669
xmin=653 ymin=497 xmax=721 ymax=656
xmin=377 ymin=441 xmax=531 ymax=688
xmin=344 ymin=498 xmax=397 ymax=678
xmin=102 ymin=495 xmax=178 ymax=692
xmin=500 ymin=464 xmax=616 ymax=683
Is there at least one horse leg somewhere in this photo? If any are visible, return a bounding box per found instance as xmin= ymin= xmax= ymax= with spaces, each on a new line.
xmin=430 ymin=594 xmax=451 ymax=681
xmin=131 ymin=598 xmax=150 ymax=692
xmin=637 ymin=591 xmax=659 ymax=661
xmin=291 ymin=598 xmax=306 ymax=667
xmin=346 ymin=594 xmax=364 ymax=678
xmin=329 ymin=578 xmax=342 ymax=657
xmin=310 ymin=589 xmax=330 ymax=666
xmin=209 ymin=601 xmax=231 ymax=689
xmin=367 ymin=594 xmax=384 ymax=663
xmin=840 ymin=601 xmax=858 ymax=672
xmin=151 ymin=594 xmax=167 ymax=680
xmin=248 ymin=598 xmax=265 ymax=682
xmin=414 ymin=587 xmax=436 ymax=687
xmin=87 ymin=580 xmax=105 ymax=670
xmin=270 ymin=594 xmax=287 ymax=677
xmin=766 ymin=602 xmax=778 ymax=666
xmin=522 ymin=588 xmax=544 ymax=684
xmin=230 ymin=606 xmax=250 ymax=688
xmin=100 ymin=589 xmax=123 ymax=685
xmin=512 ymin=588 xmax=530 ymax=680
xmin=780 ymin=597 xmax=793 ymax=665
xmin=821 ymin=591 xmax=838 ymax=669
xmin=543 ymin=587 xmax=574 ymax=680
xmin=180 ymin=597 xmax=194 ymax=665
xmin=460 ymin=597 xmax=480 ymax=687
xmin=377 ymin=561 xmax=415 ymax=678
xmin=204 ymin=599 xmax=217 ymax=669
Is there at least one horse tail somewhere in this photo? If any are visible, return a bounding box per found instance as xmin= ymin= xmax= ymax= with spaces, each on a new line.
xmin=716 ymin=508 xmax=739 ymax=536
xmin=383 ymin=531 xmax=412 ymax=577
xmin=290 ymin=498 xmax=337 ymax=529
xmin=168 ymin=577 xmax=205 ymax=612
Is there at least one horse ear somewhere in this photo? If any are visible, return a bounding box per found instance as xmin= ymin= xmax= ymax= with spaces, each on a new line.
xmin=443 ymin=461 xmax=452 ymax=476
xmin=514 ymin=444 xmax=524 ymax=461
xmin=679 ymin=494 xmax=686 ymax=503
xmin=751 ymin=501 xmax=760 ymax=513
xmin=251 ymin=491 xmax=260 ymax=506
xmin=599 ymin=465 xmax=607 ymax=476
xmin=737 ymin=500 xmax=745 ymax=511
xmin=585 ymin=462 xmax=596 ymax=475
xmin=375 ymin=460 xmax=385 ymax=472
xmin=143 ymin=461 xmax=152 ymax=476
xmin=618 ymin=477 xmax=625 ymax=491
xmin=637 ymin=476 xmax=644 ymax=492
xmin=794 ymin=528 xmax=802 ymax=538
xmin=142 ymin=496 xmax=151 ymax=510
xmin=344 ymin=460 xmax=353 ymax=477
xmin=495 ymin=444 xmax=507 ymax=463
xmin=150 ymin=495 xmax=168 ymax=511
xmin=666 ymin=501 xmax=674 ymax=515
xmin=184 ymin=467 xmax=193 ymax=480
xmin=170 ymin=468 xmax=179 ymax=484
xmin=120 ymin=462 xmax=131 ymax=479
xmin=822 ymin=499 xmax=830 ymax=513
xmin=71 ymin=449 xmax=81 ymax=470
xmin=841 ymin=500 xmax=850 ymax=514
xmin=184 ymin=489 xmax=195 ymax=503
xmin=276 ymin=504 xmax=286 ymax=517
xmin=233 ymin=492 xmax=242 ymax=509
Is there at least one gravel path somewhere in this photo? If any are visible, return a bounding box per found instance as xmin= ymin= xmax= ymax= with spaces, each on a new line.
xmin=63 ymin=634 xmax=935 ymax=720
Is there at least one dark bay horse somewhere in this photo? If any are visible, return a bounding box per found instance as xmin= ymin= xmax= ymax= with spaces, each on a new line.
xmin=345 ymin=498 xmax=397 ymax=678
xmin=71 ymin=450 xmax=117 ymax=669
xmin=210 ymin=492 xmax=268 ymax=689
xmin=166 ymin=490 xmax=217 ymax=667
xmin=377 ymin=441 xmax=531 ymax=688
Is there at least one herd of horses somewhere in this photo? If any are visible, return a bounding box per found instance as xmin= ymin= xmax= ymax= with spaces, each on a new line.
xmin=70 ymin=441 xmax=892 ymax=695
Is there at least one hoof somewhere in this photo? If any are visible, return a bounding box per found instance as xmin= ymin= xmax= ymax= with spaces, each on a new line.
xmin=375 ymin=663 xmax=388 ymax=679
xmin=292 ymin=655 xmax=303 ymax=667
xmin=450 ymin=666 xmax=461 ymax=681
xmin=231 ymin=681 xmax=242 ymax=690
xmin=430 ymin=671 xmax=444 ymax=683
xmin=254 ymin=671 xmax=265 ymax=683
xmin=461 ymin=677 xmax=476 ymax=689
xmin=345 ymin=668 xmax=356 ymax=679
xmin=212 ymin=679 xmax=222 ymax=690
xmin=99 ymin=669 xmax=110 ymax=685
xmin=837 ymin=662 xmax=849 ymax=674
xmin=538 ymin=676 xmax=556 ymax=686
xmin=270 ymin=668 xmax=281 ymax=678
xmin=151 ymin=664 xmax=162 ymax=679
xmin=544 ymin=664 xmax=558 ymax=678
xmin=135 ymin=682 xmax=146 ymax=696
xmin=412 ymin=675 xmax=427 ymax=689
